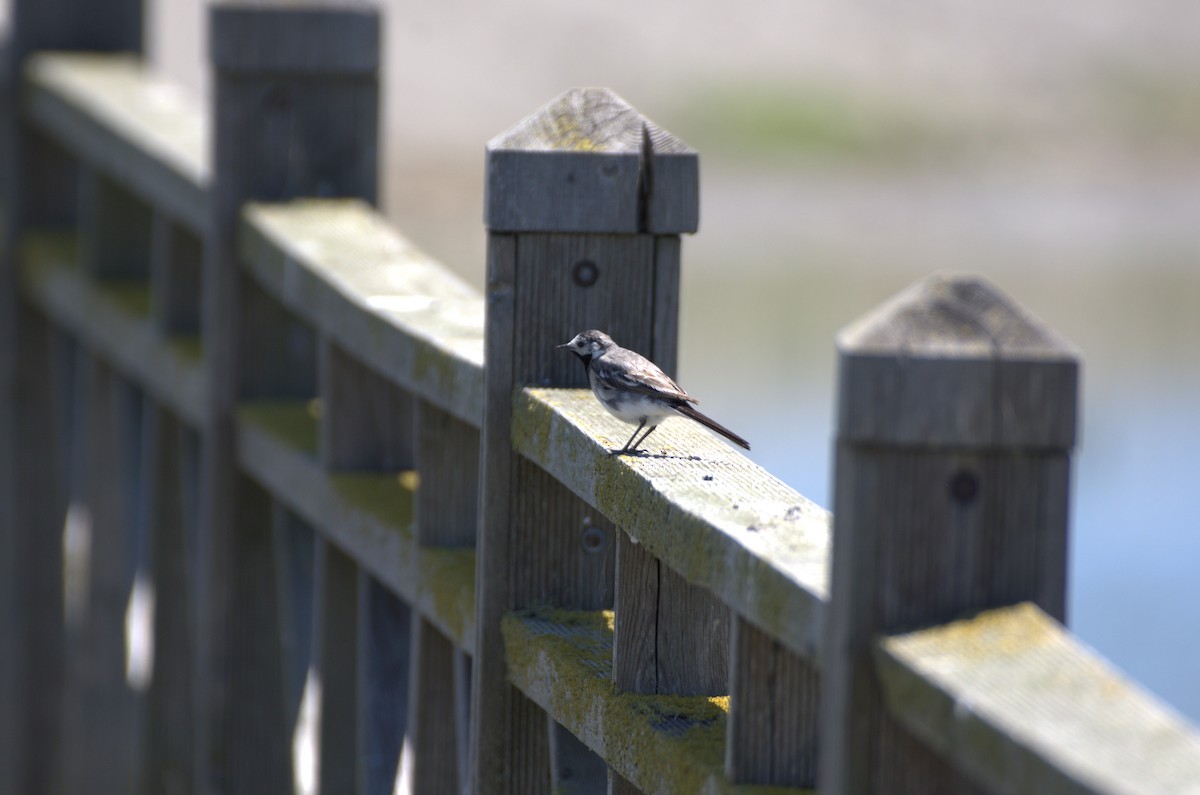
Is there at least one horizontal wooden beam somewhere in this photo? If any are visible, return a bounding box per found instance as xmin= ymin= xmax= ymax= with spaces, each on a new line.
xmin=239 ymin=200 xmax=485 ymax=427
xmin=235 ymin=401 xmax=476 ymax=653
xmin=511 ymin=387 xmax=830 ymax=662
xmin=23 ymin=53 xmax=208 ymax=233
xmin=20 ymin=231 xmax=206 ymax=425
xmin=877 ymin=602 xmax=1200 ymax=795
xmin=503 ymin=608 xmax=810 ymax=795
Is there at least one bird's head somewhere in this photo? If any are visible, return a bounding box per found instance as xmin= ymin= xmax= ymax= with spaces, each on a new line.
xmin=556 ymin=329 xmax=615 ymax=364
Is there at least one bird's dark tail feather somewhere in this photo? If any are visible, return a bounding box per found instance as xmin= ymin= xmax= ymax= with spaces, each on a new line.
xmin=676 ymin=404 xmax=751 ymax=450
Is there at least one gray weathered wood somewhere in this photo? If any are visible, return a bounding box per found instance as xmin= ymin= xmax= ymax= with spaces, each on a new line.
xmin=878 ymin=602 xmax=1200 ymax=795
xmin=239 ymin=200 xmax=484 ymax=427
xmin=410 ymin=617 xmax=462 ymax=794
xmin=363 ymin=579 xmax=410 ymax=795
xmin=512 ymin=388 xmax=829 ymax=661
xmin=415 ymin=398 xmax=480 ymax=547
xmin=320 ymin=338 xmax=415 ymax=471
xmin=79 ymin=167 xmax=153 ymax=281
xmin=820 ymin=273 xmax=1079 ymax=794
xmin=22 ymin=231 xmax=208 ymax=425
xmin=486 ymin=88 xmax=698 ymax=234
xmin=221 ymin=475 xmax=292 ymax=794
xmin=141 ymin=403 xmax=196 ymax=795
xmin=314 ymin=538 xmax=365 ymax=795
xmin=63 ymin=354 xmax=139 ymax=795
xmin=270 ymin=504 xmax=315 ymax=737
xmin=725 ymin=617 xmax=819 ymax=786
xmin=151 ymin=212 xmax=203 ymax=336
xmin=200 ymin=4 xmax=381 ymax=791
xmin=475 ymin=92 xmax=704 ymax=795
xmin=24 ymin=53 xmax=209 ymax=232
xmin=549 ymin=717 xmax=608 ymax=795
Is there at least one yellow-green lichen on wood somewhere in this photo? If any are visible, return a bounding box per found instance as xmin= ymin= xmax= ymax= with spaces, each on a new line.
xmin=877 ymin=603 xmax=1200 ymax=795
xmin=20 ymin=231 xmax=207 ymax=425
xmin=502 ymin=609 xmax=810 ymax=795
xmin=236 ymin=401 xmax=320 ymax=457
xmin=418 ymin=547 xmax=476 ymax=653
xmin=512 ymin=387 xmax=830 ymax=662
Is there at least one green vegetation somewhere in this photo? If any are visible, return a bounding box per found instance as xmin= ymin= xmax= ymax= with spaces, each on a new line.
xmin=672 ymin=80 xmax=942 ymax=164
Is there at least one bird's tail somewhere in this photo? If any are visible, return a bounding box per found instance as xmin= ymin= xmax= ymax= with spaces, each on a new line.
xmin=675 ymin=404 xmax=751 ymax=450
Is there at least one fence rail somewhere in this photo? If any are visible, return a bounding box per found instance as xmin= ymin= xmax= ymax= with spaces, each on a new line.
xmin=3 ymin=2 xmax=1200 ymax=795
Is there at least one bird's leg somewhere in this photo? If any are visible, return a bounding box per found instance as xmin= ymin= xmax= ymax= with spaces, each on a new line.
xmin=613 ymin=420 xmax=647 ymax=456
xmin=627 ymin=424 xmax=658 ymax=453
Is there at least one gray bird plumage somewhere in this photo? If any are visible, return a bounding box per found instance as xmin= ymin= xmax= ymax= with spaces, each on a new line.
xmin=557 ymin=330 xmax=750 ymax=455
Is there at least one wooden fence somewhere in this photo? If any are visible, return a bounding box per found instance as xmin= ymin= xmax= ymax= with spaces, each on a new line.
xmin=2 ymin=1 xmax=1199 ymax=794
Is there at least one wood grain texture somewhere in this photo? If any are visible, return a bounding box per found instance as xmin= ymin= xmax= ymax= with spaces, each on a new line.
xmin=320 ymin=337 xmax=415 ymax=471
xmin=512 ymin=388 xmax=830 ymax=661
xmin=24 ymin=53 xmax=208 ymax=232
xmin=209 ymin=4 xmax=379 ymax=74
xmin=270 ymin=504 xmax=315 ymax=738
xmin=485 ymin=88 xmax=698 ymax=234
xmin=725 ymin=617 xmax=819 ymax=787
xmin=614 ymin=534 xmax=728 ymax=696
xmin=314 ymin=538 xmax=364 ymax=795
xmin=239 ymin=200 xmax=484 ymax=426
xmin=878 ymin=603 xmax=1200 ymax=795
xmin=472 ymin=231 xmax=517 ymax=794
xmin=503 ymin=610 xmax=791 ymax=795
xmin=201 ymin=6 xmax=380 ymax=791
xmin=836 ymin=273 xmax=1078 ymax=449
xmin=415 ymin=398 xmax=480 ymax=547
xmin=820 ymin=273 xmax=1079 ymax=795
xmin=409 ymin=617 xmax=462 ymax=794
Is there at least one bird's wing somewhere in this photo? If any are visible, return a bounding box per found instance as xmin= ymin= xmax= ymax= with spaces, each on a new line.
xmin=593 ymin=350 xmax=698 ymax=403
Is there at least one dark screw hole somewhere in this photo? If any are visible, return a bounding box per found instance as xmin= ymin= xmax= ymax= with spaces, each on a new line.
xmin=949 ymin=469 xmax=979 ymax=504
xmin=573 ymin=259 xmax=599 ymax=288
xmin=581 ymin=525 xmax=607 ymax=553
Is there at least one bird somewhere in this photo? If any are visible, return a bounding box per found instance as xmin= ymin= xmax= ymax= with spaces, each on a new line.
xmin=557 ymin=329 xmax=750 ymax=455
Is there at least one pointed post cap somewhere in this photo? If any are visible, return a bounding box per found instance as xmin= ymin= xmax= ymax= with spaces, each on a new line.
xmin=485 ymin=88 xmax=698 ymax=234
xmin=836 ymin=273 xmax=1079 ymax=449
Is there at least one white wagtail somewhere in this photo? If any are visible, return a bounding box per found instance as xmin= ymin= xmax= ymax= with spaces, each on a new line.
xmin=557 ymin=330 xmax=751 ymax=455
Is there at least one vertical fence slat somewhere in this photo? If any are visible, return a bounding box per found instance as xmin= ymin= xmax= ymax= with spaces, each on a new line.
xmin=63 ymin=356 xmax=141 ymax=794
xmin=141 ymin=404 xmax=196 ymax=795
xmin=474 ymin=88 xmax=700 ymax=795
xmin=820 ymin=273 xmax=1079 ymax=794
xmin=313 ymin=540 xmax=365 ymax=794
xmin=411 ymin=399 xmax=477 ymax=794
xmin=0 ymin=3 xmax=142 ymax=788
xmin=80 ymin=169 xmax=153 ymax=281
xmin=201 ymin=3 xmax=381 ymax=792
xmin=150 ymin=213 xmax=203 ymax=336
xmin=363 ymin=581 xmax=410 ymax=795
xmin=725 ymin=618 xmax=819 ymax=786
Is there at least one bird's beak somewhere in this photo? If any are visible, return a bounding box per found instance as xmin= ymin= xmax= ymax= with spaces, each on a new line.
xmin=555 ymin=342 xmax=571 ymax=350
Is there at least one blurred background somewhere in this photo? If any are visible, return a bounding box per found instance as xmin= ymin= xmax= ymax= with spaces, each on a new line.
xmin=5 ymin=0 xmax=1199 ymax=721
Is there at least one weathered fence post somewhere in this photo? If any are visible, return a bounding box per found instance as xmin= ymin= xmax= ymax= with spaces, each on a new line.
xmin=201 ymin=3 xmax=380 ymax=793
xmin=820 ymin=273 xmax=1079 ymax=793
xmin=0 ymin=2 xmax=143 ymax=792
xmin=472 ymin=88 xmax=704 ymax=794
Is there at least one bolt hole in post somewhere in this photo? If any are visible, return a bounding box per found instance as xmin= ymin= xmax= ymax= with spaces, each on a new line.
xmin=581 ymin=518 xmax=607 ymax=554
xmin=948 ymin=468 xmax=979 ymax=505
xmin=573 ymin=259 xmax=599 ymax=288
